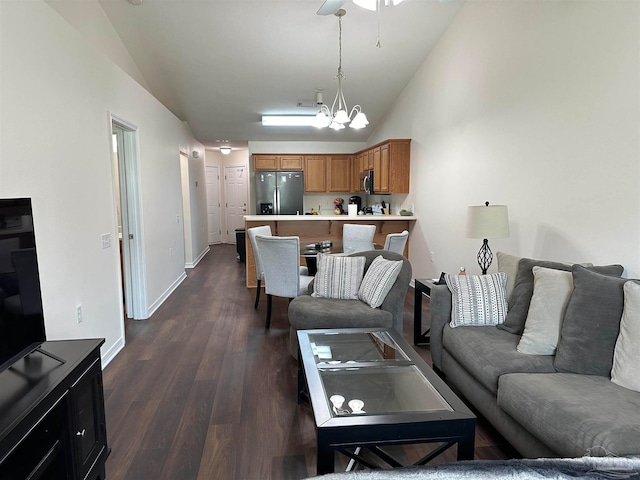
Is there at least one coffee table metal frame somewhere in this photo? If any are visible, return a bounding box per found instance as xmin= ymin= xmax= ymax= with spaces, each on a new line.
xmin=297 ymin=328 xmax=476 ymax=475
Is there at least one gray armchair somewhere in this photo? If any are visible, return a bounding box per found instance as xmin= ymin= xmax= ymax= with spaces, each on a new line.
xmin=288 ymin=250 xmax=412 ymax=358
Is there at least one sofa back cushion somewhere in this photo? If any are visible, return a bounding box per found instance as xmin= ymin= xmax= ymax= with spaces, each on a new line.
xmin=611 ymin=281 xmax=640 ymax=392
xmin=496 ymin=251 xmax=521 ymax=304
xmin=554 ymin=265 xmax=626 ymax=376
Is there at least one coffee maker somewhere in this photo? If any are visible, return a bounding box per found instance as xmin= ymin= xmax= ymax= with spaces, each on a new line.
xmin=348 ymin=195 xmax=362 ymax=214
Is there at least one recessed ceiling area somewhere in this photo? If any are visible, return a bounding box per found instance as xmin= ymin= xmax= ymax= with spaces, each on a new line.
xmin=50 ymin=0 xmax=464 ymax=149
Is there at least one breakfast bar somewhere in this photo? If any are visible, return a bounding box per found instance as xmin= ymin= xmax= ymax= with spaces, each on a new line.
xmin=244 ymin=214 xmax=416 ymax=287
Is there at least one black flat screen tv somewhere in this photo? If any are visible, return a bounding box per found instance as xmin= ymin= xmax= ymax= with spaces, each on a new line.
xmin=0 ymin=198 xmax=46 ymax=373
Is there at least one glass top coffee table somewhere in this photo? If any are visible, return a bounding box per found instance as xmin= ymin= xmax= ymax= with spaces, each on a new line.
xmin=297 ymin=328 xmax=476 ymax=475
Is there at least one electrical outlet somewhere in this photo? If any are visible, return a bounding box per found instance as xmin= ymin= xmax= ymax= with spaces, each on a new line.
xmin=101 ymin=233 xmax=111 ymax=249
xmin=169 ymin=247 xmax=173 ymax=257
xmin=430 ymin=251 xmax=435 ymax=262
xmin=176 ymin=214 xmax=180 ymax=223
xmin=76 ymin=305 xmax=82 ymax=324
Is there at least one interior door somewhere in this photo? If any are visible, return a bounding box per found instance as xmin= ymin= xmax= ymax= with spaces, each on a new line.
xmin=224 ymin=166 xmax=247 ymax=243
xmin=206 ymin=166 xmax=221 ymax=244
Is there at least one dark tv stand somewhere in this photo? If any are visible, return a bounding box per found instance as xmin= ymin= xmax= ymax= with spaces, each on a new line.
xmin=0 ymin=339 xmax=109 ymax=480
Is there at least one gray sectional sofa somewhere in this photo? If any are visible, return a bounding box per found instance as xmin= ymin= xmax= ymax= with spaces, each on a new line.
xmin=429 ymin=253 xmax=640 ymax=458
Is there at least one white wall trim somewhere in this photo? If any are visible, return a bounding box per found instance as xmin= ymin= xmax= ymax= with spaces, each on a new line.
xmin=101 ymin=335 xmax=125 ymax=368
xmin=186 ymin=245 xmax=210 ymax=269
xmin=146 ymin=271 xmax=187 ymax=318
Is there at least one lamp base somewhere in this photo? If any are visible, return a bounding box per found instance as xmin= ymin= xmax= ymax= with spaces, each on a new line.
xmin=477 ymin=239 xmax=493 ymax=275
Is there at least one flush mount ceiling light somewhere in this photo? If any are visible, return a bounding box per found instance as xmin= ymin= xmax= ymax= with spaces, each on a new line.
xmin=353 ymin=0 xmax=403 ymax=11
xmin=261 ymin=116 xmax=318 ymax=127
xmin=220 ymin=146 xmax=232 ymax=155
xmin=314 ymin=9 xmax=368 ymax=130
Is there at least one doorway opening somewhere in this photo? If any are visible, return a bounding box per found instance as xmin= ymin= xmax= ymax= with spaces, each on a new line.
xmin=111 ymin=115 xmax=147 ymax=320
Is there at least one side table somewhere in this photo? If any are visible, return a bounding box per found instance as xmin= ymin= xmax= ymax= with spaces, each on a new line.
xmin=414 ymin=278 xmax=437 ymax=345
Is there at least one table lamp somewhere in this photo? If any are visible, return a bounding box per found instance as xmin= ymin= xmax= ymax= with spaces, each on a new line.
xmin=466 ymin=201 xmax=509 ymax=274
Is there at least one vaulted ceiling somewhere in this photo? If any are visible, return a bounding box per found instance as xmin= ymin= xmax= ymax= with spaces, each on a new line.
xmin=67 ymin=0 xmax=465 ymax=148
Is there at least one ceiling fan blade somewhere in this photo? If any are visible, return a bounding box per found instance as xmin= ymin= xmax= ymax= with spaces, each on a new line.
xmin=317 ymin=0 xmax=345 ymax=15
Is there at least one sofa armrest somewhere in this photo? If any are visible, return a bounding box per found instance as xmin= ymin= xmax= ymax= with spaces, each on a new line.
xmin=429 ymin=283 xmax=452 ymax=371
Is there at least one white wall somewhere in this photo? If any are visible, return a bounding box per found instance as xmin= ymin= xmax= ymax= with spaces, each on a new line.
xmin=183 ymin=149 xmax=209 ymax=267
xmin=0 ymin=0 xmax=204 ymax=365
xmin=370 ymin=1 xmax=640 ymax=278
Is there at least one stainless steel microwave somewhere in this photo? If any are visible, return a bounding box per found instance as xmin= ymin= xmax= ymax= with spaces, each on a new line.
xmin=359 ymin=170 xmax=374 ymax=194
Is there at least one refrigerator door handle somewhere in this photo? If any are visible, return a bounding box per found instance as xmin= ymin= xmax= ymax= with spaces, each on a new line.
xmin=274 ymin=185 xmax=279 ymax=215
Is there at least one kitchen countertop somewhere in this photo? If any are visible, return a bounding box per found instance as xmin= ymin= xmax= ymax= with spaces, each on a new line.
xmin=244 ymin=214 xmax=416 ymax=221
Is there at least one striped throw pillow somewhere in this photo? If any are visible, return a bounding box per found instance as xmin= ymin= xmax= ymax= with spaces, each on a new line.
xmin=445 ymin=273 xmax=508 ymax=327
xmin=312 ymin=253 xmax=366 ymax=300
xmin=358 ymin=255 xmax=403 ymax=308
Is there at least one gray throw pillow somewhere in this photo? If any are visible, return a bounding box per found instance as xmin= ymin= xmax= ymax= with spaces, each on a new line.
xmin=554 ymin=265 xmax=626 ymax=376
xmin=497 ymin=258 xmax=577 ymax=335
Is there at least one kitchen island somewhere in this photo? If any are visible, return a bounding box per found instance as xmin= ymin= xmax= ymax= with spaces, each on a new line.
xmin=244 ymin=214 xmax=416 ymax=287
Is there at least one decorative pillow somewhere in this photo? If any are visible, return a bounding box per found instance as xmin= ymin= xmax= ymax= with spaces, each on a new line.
xmin=496 ymin=252 xmax=521 ymax=304
xmin=611 ymin=281 xmax=640 ymax=392
xmin=358 ymin=255 xmax=403 ymax=308
xmin=554 ymin=265 xmax=626 ymax=376
xmin=498 ymin=258 xmax=601 ymax=335
xmin=312 ymin=253 xmax=366 ymax=300
xmin=444 ymin=273 xmax=508 ymax=327
xmin=517 ymin=267 xmax=573 ymax=355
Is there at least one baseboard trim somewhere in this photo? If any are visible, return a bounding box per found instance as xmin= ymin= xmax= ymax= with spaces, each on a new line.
xmin=146 ymin=271 xmax=187 ymax=318
xmin=101 ymin=335 xmax=125 ymax=368
xmin=186 ymin=246 xmax=210 ymax=269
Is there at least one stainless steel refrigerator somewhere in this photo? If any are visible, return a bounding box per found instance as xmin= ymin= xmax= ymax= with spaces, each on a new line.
xmin=255 ymin=171 xmax=304 ymax=215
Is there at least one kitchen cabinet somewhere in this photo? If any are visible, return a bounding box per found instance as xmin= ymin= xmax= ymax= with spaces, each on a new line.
xmin=327 ymin=155 xmax=352 ymax=192
xmin=356 ymin=139 xmax=410 ymax=194
xmin=0 ymin=339 xmax=109 ymax=480
xmin=303 ymin=156 xmax=327 ymax=192
xmin=352 ymin=152 xmax=363 ymax=192
xmin=254 ymin=154 xmax=303 ymax=171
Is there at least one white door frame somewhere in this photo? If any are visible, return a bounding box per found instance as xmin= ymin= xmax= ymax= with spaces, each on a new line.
xmin=110 ymin=113 xmax=148 ymax=320
xmin=206 ymin=165 xmax=222 ymax=245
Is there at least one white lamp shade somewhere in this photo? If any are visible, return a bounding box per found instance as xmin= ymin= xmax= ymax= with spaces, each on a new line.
xmin=333 ymin=109 xmax=351 ymax=124
xmin=353 ymin=0 xmax=377 ymax=11
xmin=466 ymin=204 xmax=510 ymax=239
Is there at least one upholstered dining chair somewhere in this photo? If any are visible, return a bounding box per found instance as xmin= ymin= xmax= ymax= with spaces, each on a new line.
xmin=342 ymin=224 xmax=376 ymax=254
xmin=255 ymin=235 xmax=314 ymax=329
xmin=384 ymin=230 xmax=409 ymax=255
xmin=248 ymin=225 xmax=308 ymax=309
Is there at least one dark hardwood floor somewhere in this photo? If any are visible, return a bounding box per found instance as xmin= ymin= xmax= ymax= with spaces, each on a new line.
xmin=103 ymin=244 xmax=516 ymax=480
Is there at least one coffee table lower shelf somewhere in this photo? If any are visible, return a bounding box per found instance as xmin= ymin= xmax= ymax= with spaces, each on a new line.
xmin=297 ymin=328 xmax=476 ymax=475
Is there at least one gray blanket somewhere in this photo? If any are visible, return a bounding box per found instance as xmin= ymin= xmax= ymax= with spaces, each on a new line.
xmin=308 ymin=456 xmax=640 ymax=479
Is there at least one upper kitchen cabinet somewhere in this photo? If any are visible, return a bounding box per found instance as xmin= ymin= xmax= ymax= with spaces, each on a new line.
xmin=304 ymin=155 xmax=354 ymax=193
xmin=254 ymin=154 xmax=303 ymax=171
xmin=357 ymin=139 xmax=411 ymax=194
xmin=327 ymin=155 xmax=353 ymax=192
xmin=303 ymin=155 xmax=327 ymax=192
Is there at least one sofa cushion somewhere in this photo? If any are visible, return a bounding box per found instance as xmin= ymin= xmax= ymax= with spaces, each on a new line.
xmin=554 ymin=265 xmax=625 ymax=376
xmin=444 ymin=273 xmax=508 ymax=327
xmin=611 ymin=281 xmax=640 ymax=393
xmin=498 ymin=372 xmax=640 ymax=457
xmin=517 ymin=267 xmax=572 ymax=355
xmin=312 ymin=253 xmax=365 ymax=300
xmin=442 ymin=325 xmax=555 ymax=394
xmin=496 ymin=251 xmax=520 ymax=304
xmin=288 ymin=295 xmax=393 ymax=330
xmin=358 ymin=255 xmax=403 ymax=308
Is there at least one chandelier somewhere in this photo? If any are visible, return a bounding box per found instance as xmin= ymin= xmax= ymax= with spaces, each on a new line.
xmin=314 ymin=9 xmax=368 ymax=130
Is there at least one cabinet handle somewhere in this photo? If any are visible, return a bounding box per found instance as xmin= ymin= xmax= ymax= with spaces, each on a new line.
xmin=76 ymin=429 xmax=86 ymax=438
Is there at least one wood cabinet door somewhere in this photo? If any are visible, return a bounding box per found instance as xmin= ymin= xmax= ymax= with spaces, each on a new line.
xmin=379 ymin=143 xmax=390 ymax=193
xmin=304 ymin=156 xmax=327 ymax=192
xmin=373 ymin=146 xmax=382 ymax=193
xmin=279 ymin=155 xmax=303 ymax=170
xmin=328 ymin=155 xmax=352 ymax=192
xmin=254 ymin=155 xmax=278 ymax=170
xmin=352 ymin=153 xmax=362 ymax=192
xmin=366 ymin=149 xmax=374 ymax=170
